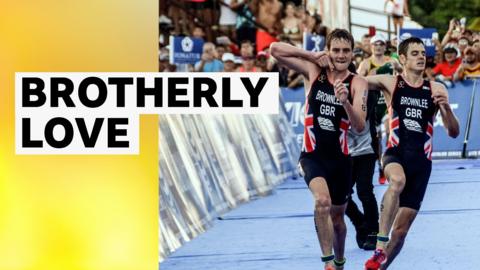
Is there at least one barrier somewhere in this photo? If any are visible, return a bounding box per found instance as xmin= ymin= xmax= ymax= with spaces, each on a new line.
xmin=466 ymin=78 xmax=480 ymax=157
xmin=281 ymin=87 xmax=306 ymax=147
xmin=159 ymin=111 xmax=300 ymax=261
xmin=432 ymin=80 xmax=475 ymax=158
xmin=281 ymin=80 xmax=480 ymax=159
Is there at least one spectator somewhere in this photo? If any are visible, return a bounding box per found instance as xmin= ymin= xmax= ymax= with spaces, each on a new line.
xmin=187 ymin=0 xmax=216 ymax=41
xmin=472 ymin=38 xmax=480 ymax=51
xmin=425 ymin=50 xmax=443 ymax=80
xmin=427 ymin=44 xmax=462 ymax=87
xmin=357 ymin=35 xmax=401 ymax=77
xmin=442 ymin=18 xmax=463 ymax=47
xmin=234 ymin=0 xmax=257 ymax=46
xmin=384 ymin=0 xmax=410 ymax=34
xmin=159 ymin=51 xmax=176 ymax=72
xmin=286 ymin=69 xmax=303 ymax=88
xmin=192 ymin=26 xmax=206 ymax=40
xmin=256 ymin=0 xmax=281 ymax=52
xmin=455 ymin=47 xmax=480 ymax=80
xmin=255 ymin=50 xmax=269 ymax=71
xmin=216 ymin=44 xmax=228 ymax=60
xmin=390 ymin=35 xmax=398 ymax=47
xmin=240 ymin=39 xmax=255 ymax=57
xmin=238 ymin=55 xmax=258 ymax=71
xmin=166 ymin=0 xmax=188 ymax=35
xmin=458 ymin=36 xmax=470 ymax=55
xmin=361 ymin=34 xmax=372 ymax=57
xmin=353 ymin=47 xmax=365 ymax=70
xmin=195 ymin=42 xmax=224 ymax=72
xmin=219 ymin=0 xmax=238 ymax=40
xmin=463 ymin=29 xmax=474 ymax=42
xmin=280 ymin=2 xmax=302 ymax=46
xmin=222 ymin=52 xmax=237 ymax=72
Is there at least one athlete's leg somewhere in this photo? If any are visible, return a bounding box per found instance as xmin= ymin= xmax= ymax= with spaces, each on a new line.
xmin=377 ymin=162 xmax=406 ymax=249
xmin=380 ymin=207 xmax=418 ymax=269
xmin=309 ymin=177 xmax=335 ymax=266
xmin=365 ymin=162 xmax=406 ymax=269
xmin=331 ymin=203 xmax=348 ymax=265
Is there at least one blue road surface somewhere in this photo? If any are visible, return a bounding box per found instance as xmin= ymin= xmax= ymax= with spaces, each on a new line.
xmin=161 ymin=159 xmax=480 ymax=269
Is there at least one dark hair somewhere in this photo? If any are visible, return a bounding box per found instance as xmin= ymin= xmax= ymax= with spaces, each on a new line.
xmin=463 ymin=29 xmax=473 ymax=36
xmin=326 ymin=28 xmax=354 ymax=50
xmin=312 ymin=14 xmax=322 ymax=25
xmin=398 ymin=37 xmax=424 ymax=56
xmin=241 ymin=40 xmax=253 ymax=46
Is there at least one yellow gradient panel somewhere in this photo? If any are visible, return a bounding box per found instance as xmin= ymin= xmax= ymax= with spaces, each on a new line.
xmin=0 ymin=1 xmax=158 ymax=270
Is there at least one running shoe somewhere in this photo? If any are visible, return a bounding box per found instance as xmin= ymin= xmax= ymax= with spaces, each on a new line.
xmin=365 ymin=248 xmax=387 ymax=270
xmin=378 ymin=175 xmax=387 ymax=185
xmin=324 ymin=264 xmax=335 ymax=270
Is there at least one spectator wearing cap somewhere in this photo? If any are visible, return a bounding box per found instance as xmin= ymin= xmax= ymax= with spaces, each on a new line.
xmin=195 ymin=42 xmax=224 ymax=72
xmin=358 ymin=35 xmax=401 ymax=76
xmin=222 ymin=53 xmax=237 ymax=72
xmin=427 ymin=44 xmax=462 ymax=87
xmin=455 ymin=46 xmax=480 ymax=80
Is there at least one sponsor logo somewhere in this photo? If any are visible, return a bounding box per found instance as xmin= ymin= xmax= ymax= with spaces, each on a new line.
xmin=181 ymin=37 xmax=194 ymax=52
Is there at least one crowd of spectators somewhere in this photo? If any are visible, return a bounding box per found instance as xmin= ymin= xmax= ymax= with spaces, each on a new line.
xmin=159 ymin=0 xmax=480 ymax=88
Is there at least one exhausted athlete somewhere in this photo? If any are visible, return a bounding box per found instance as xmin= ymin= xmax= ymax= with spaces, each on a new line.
xmin=271 ymin=29 xmax=368 ymax=270
xmin=361 ymin=37 xmax=460 ymax=269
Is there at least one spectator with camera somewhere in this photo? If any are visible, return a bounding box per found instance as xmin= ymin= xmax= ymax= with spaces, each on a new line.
xmin=195 ymin=42 xmax=224 ymax=72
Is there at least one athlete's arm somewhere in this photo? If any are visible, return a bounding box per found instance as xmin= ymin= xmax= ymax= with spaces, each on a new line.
xmin=365 ymin=74 xmax=395 ymax=98
xmin=357 ymin=58 xmax=369 ymax=76
xmin=334 ymin=76 xmax=368 ymax=132
xmin=432 ymin=82 xmax=460 ymax=138
xmin=270 ymin=42 xmax=332 ymax=80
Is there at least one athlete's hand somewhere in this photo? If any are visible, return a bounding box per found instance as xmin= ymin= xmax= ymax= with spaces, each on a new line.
xmin=334 ymin=79 xmax=349 ymax=104
xmin=311 ymin=51 xmax=334 ymax=71
xmin=432 ymin=88 xmax=450 ymax=108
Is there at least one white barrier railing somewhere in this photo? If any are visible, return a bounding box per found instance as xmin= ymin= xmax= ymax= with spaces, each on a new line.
xmin=159 ymin=103 xmax=300 ymax=261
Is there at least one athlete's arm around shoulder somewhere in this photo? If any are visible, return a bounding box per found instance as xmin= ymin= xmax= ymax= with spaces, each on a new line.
xmin=343 ymin=75 xmax=368 ymax=132
xmin=431 ymin=81 xmax=460 ymax=138
xmin=365 ymin=74 xmax=396 ymax=98
xmin=270 ymin=42 xmax=331 ymax=82
xmin=356 ymin=58 xmax=369 ymax=76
